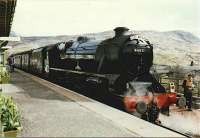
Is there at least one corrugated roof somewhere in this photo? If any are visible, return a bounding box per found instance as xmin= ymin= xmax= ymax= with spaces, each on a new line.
xmin=0 ymin=0 xmax=17 ymax=37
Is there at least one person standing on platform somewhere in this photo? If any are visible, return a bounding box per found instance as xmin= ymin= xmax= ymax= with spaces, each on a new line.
xmin=182 ymin=74 xmax=194 ymax=111
xmin=7 ymin=56 xmax=14 ymax=72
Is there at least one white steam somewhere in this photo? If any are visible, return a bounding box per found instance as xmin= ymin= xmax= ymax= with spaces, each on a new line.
xmin=125 ymin=82 xmax=153 ymax=96
xmin=160 ymin=107 xmax=200 ymax=136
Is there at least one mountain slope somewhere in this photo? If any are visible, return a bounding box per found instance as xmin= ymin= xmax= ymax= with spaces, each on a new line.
xmin=138 ymin=30 xmax=200 ymax=66
xmin=8 ymin=30 xmax=200 ymax=66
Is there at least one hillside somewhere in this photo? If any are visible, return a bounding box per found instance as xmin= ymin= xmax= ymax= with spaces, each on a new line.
xmin=8 ymin=30 xmax=200 ymax=67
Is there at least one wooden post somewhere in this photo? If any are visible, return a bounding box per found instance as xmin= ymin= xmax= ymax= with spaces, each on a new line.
xmin=198 ymin=81 xmax=200 ymax=97
xmin=176 ymin=79 xmax=179 ymax=93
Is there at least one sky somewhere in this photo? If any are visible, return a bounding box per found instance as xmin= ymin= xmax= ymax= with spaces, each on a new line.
xmin=11 ymin=0 xmax=200 ymax=37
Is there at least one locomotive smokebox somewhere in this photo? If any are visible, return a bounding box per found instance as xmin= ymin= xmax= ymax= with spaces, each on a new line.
xmin=114 ymin=27 xmax=129 ymax=37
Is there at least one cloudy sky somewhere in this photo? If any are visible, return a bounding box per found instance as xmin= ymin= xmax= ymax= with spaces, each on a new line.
xmin=11 ymin=0 xmax=200 ymax=37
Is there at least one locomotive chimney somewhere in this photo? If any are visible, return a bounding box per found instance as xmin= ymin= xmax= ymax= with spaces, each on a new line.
xmin=114 ymin=27 xmax=129 ymax=37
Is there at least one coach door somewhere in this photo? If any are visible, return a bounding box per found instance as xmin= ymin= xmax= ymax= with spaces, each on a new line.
xmin=43 ymin=50 xmax=50 ymax=74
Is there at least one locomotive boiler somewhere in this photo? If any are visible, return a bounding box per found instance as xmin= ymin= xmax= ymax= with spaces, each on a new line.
xmin=12 ymin=27 xmax=186 ymax=123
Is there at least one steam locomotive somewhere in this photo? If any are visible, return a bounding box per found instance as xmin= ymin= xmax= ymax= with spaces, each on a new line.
xmin=11 ymin=27 xmax=186 ymax=123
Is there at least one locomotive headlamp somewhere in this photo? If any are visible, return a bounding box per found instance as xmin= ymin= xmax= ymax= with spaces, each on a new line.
xmin=136 ymin=101 xmax=147 ymax=114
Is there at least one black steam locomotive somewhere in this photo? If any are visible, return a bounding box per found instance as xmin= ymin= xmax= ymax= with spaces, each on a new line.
xmin=12 ymin=27 xmax=183 ymax=123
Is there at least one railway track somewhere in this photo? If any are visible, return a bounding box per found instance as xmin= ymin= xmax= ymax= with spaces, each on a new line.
xmin=160 ymin=106 xmax=200 ymax=138
xmin=159 ymin=124 xmax=192 ymax=138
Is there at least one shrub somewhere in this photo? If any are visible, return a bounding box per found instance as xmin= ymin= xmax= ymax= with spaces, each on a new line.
xmin=0 ymin=66 xmax=10 ymax=84
xmin=0 ymin=93 xmax=22 ymax=132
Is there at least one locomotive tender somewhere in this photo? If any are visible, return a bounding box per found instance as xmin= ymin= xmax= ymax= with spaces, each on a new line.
xmin=11 ymin=27 xmax=186 ymax=123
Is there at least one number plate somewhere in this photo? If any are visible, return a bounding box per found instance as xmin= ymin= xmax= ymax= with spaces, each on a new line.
xmin=133 ymin=48 xmax=145 ymax=53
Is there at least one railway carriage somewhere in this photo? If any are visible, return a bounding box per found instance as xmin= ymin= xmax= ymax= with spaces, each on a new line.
xmin=13 ymin=54 xmax=22 ymax=69
xmin=21 ymin=51 xmax=31 ymax=72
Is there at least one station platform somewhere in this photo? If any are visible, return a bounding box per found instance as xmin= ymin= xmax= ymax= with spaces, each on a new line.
xmin=0 ymin=70 xmax=185 ymax=137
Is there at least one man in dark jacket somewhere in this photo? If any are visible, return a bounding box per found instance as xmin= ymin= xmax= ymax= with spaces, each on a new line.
xmin=182 ymin=74 xmax=193 ymax=111
xmin=7 ymin=57 xmax=14 ymax=72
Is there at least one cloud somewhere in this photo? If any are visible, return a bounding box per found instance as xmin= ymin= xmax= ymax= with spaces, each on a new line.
xmin=11 ymin=0 xmax=200 ymax=37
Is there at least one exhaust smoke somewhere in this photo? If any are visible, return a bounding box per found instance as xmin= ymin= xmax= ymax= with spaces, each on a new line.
xmin=124 ymin=82 xmax=153 ymax=97
xmin=160 ymin=107 xmax=200 ymax=136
